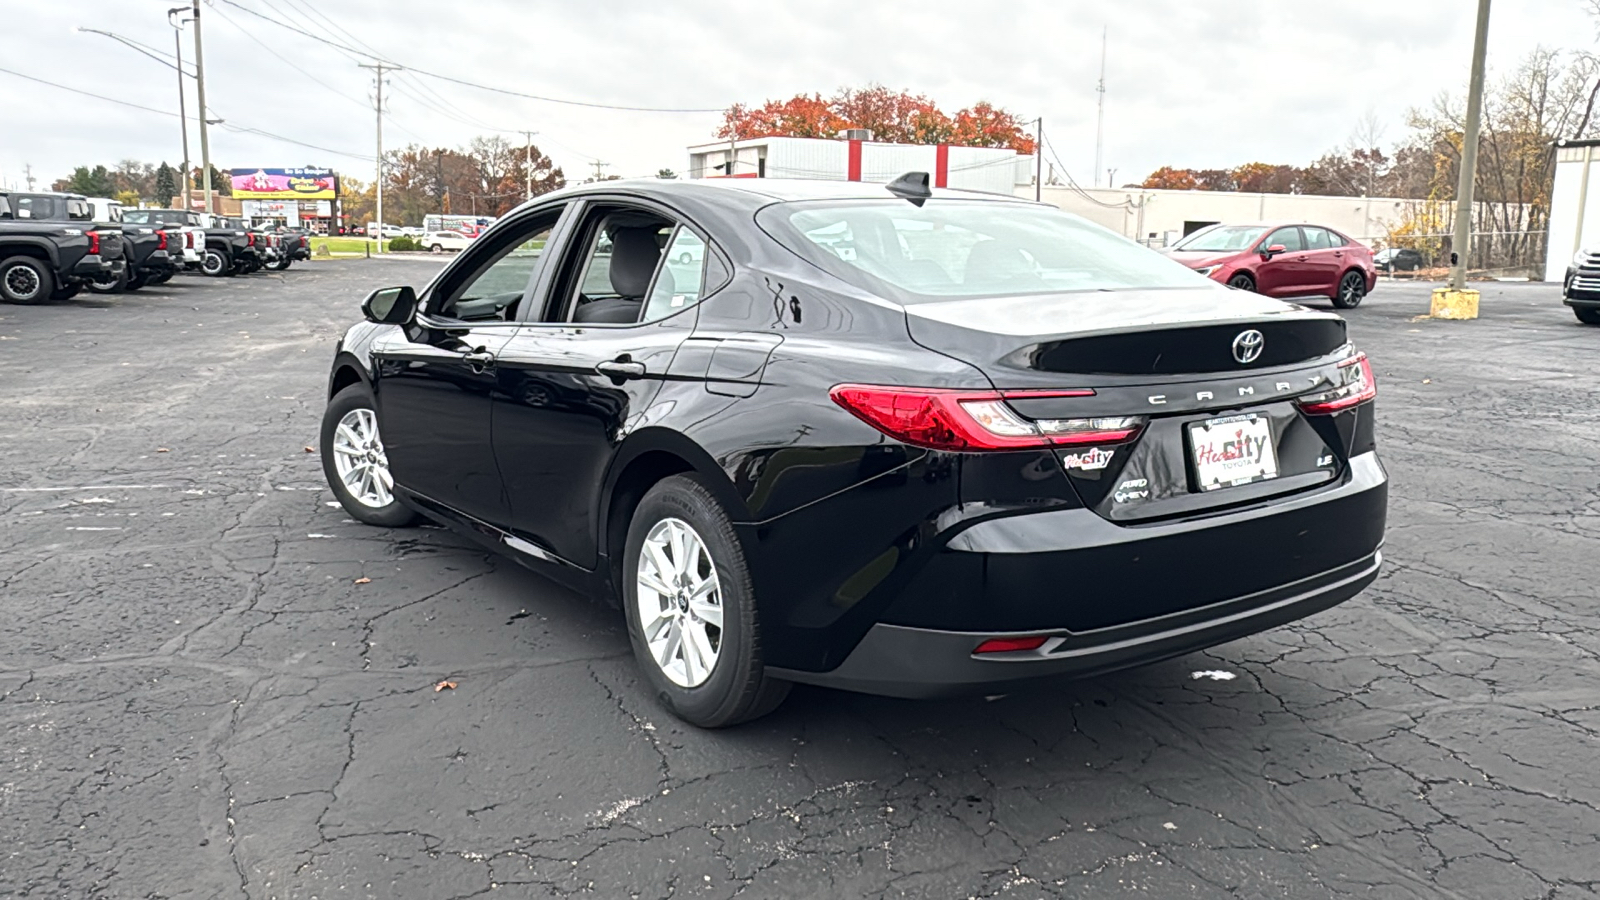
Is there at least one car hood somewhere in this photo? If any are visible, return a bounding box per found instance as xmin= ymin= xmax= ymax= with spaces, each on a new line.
xmin=903 ymin=287 xmax=1347 ymax=385
xmin=1161 ymin=250 xmax=1239 ymax=268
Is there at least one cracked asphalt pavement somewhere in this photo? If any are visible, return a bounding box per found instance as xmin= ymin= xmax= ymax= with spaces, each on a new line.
xmin=3 ymin=261 xmax=1599 ymax=899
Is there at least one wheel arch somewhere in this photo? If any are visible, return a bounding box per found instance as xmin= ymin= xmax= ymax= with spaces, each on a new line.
xmin=597 ymin=428 xmax=746 ymax=604
xmin=327 ymin=352 xmax=373 ymax=399
xmin=0 ymin=239 xmax=61 ymax=269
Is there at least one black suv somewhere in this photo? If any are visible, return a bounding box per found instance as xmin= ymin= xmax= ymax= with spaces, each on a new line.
xmin=0 ymin=193 xmax=124 ymax=303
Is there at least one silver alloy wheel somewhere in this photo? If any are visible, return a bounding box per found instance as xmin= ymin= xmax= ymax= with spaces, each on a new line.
xmin=202 ymin=250 xmax=225 ymax=275
xmin=330 ymin=407 xmax=395 ymax=509
xmin=4 ymin=264 xmax=41 ymax=300
xmin=636 ymin=516 xmax=723 ymax=688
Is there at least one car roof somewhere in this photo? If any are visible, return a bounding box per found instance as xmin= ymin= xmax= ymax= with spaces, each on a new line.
xmin=547 ymin=176 xmax=1039 ymax=206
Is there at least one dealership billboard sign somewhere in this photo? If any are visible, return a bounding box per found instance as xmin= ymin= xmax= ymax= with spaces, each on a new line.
xmin=229 ymin=167 xmax=338 ymax=200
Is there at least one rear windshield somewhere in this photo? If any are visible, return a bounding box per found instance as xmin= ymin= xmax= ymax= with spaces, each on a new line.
xmin=757 ymin=199 xmax=1206 ymax=303
xmin=1171 ymin=225 xmax=1267 ymax=252
xmin=123 ymin=210 xmax=190 ymax=226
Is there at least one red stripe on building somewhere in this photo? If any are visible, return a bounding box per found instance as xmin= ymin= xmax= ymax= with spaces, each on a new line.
xmin=934 ymin=144 xmax=950 ymax=188
xmin=847 ymin=140 xmax=863 ymax=181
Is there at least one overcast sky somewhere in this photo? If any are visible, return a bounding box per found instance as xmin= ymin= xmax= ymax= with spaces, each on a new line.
xmin=3 ymin=1 xmax=1595 ymax=193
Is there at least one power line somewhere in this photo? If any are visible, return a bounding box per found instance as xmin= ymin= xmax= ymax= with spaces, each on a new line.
xmin=0 ymin=66 xmax=372 ymax=161
xmin=1042 ymin=132 xmax=1134 ymax=210
xmin=215 ymin=0 xmax=723 ymax=113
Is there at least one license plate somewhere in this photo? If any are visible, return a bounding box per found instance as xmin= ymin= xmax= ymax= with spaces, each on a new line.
xmin=1188 ymin=413 xmax=1279 ymax=491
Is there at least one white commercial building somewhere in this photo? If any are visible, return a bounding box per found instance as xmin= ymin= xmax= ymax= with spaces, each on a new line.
xmin=687 ymin=136 xmax=1031 ymax=195
xmin=1026 ymin=184 xmax=1428 ymax=249
xmin=1545 ymin=138 xmax=1600 ymax=282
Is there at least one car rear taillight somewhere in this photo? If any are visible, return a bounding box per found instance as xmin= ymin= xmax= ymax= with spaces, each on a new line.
xmin=830 ymin=385 xmax=1145 ymax=452
xmin=156 ymin=230 xmax=168 ymax=250
xmin=87 ymin=231 xmax=101 ymax=255
xmin=247 ymin=232 xmax=256 ymax=247
xmin=187 ymin=232 xmax=197 ymax=249
xmin=974 ymin=636 xmax=1050 ymax=654
xmin=1297 ymin=353 xmax=1376 ymax=414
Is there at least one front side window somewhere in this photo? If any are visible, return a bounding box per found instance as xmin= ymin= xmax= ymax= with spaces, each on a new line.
xmin=432 ymin=209 xmax=561 ymax=322
xmin=760 ymin=200 xmax=1208 ymax=303
xmin=1263 ymin=227 xmax=1305 ymax=252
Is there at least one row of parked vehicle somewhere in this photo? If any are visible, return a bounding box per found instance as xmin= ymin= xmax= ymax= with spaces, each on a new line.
xmin=0 ymin=190 xmax=312 ymax=304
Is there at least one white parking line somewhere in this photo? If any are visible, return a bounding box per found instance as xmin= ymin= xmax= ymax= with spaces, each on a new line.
xmin=0 ymin=485 xmax=171 ymax=493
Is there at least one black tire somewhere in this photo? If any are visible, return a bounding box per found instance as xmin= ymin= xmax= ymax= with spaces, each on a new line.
xmin=1227 ymin=272 xmax=1256 ymax=292
xmin=50 ymin=283 xmax=84 ymax=301
xmin=201 ymin=248 xmax=232 ymax=277
xmin=126 ymin=271 xmax=149 ymax=291
xmin=429 ymin=244 xmax=443 ymax=254
xmin=677 ymin=251 xmax=692 ymax=264
xmin=319 ymin=384 xmax=419 ymax=528
xmin=622 ymin=474 xmax=790 ymax=728
xmin=150 ymin=269 xmax=174 ymax=285
xmin=268 ymin=258 xmax=291 ymax=271
xmin=0 ymin=255 xmax=54 ymax=305
xmin=87 ymin=267 xmax=128 ymax=294
xmin=1575 ymin=306 xmax=1600 ymax=326
xmin=1333 ymin=270 xmax=1367 ymax=309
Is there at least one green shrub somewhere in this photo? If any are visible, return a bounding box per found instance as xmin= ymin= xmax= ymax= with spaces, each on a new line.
xmin=387 ymin=235 xmax=419 ymax=252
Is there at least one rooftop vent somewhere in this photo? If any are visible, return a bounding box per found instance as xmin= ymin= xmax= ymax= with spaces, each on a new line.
xmin=841 ymin=128 xmax=874 ymax=142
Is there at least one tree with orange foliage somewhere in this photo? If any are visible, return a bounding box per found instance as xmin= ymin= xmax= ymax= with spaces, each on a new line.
xmin=717 ymin=86 xmax=1034 ymax=153
xmin=1140 ymin=166 xmax=1200 ymax=190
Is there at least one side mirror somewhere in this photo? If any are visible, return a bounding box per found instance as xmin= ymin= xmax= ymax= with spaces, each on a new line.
xmin=1261 ymin=244 xmax=1286 ymax=258
xmin=362 ymin=285 xmax=418 ymax=325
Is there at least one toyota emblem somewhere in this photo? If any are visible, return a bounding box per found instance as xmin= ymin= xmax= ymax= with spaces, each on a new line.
xmin=1232 ymin=329 xmax=1265 ymax=364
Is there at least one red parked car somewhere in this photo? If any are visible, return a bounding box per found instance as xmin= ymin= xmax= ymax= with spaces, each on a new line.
xmin=1164 ymin=222 xmax=1377 ymax=309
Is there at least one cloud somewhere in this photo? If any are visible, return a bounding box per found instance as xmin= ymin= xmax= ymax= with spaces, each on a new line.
xmin=2 ymin=0 xmax=1592 ymax=190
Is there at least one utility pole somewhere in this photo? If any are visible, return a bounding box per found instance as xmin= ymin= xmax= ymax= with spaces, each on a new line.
xmin=1094 ymin=26 xmax=1107 ymax=188
xmin=169 ymin=7 xmax=193 ymax=205
xmin=1434 ymin=0 xmax=1491 ymax=318
xmin=590 ymin=160 xmax=611 ymax=182
xmin=191 ymin=0 xmax=213 ymax=215
xmin=521 ymin=131 xmax=538 ymax=200
xmin=435 ymin=149 xmax=444 ymax=213
xmin=359 ymin=62 xmax=395 ymax=251
xmin=1035 ymin=118 xmax=1043 ymax=203
xmin=22 ymin=164 xmax=35 ymax=191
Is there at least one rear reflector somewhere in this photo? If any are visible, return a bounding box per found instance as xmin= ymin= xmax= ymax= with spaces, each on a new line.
xmin=1297 ymin=353 xmax=1376 ymax=414
xmin=973 ymin=636 xmax=1049 ymax=654
xmin=830 ymin=385 xmax=1144 ymax=452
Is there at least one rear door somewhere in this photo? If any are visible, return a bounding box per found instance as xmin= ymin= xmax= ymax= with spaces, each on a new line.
xmin=1300 ymin=226 xmax=1343 ymax=297
xmin=1253 ymin=226 xmax=1308 ymax=296
xmin=491 ymin=201 xmax=714 ymax=569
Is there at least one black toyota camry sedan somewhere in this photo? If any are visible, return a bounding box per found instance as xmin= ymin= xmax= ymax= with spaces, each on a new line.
xmin=320 ymin=176 xmax=1386 ymax=727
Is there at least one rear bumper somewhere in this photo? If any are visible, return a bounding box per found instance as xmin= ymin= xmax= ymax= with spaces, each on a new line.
xmin=768 ymin=450 xmax=1386 ymax=696
xmin=70 ymin=254 xmax=110 ymax=279
xmin=772 ymin=550 xmax=1379 ymax=698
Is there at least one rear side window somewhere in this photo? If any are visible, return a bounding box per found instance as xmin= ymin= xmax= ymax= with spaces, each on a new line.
xmin=642 ymin=227 xmax=707 ymax=322
xmin=759 ymin=200 xmax=1205 ymax=303
xmin=1303 ymin=227 xmax=1333 ymax=250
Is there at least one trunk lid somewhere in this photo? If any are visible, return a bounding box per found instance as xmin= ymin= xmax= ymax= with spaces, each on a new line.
xmin=906 ymin=288 xmax=1354 ymax=523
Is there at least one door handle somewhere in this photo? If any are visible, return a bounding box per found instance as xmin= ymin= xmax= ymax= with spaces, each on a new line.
xmin=596 ymin=359 xmax=647 ymax=380
xmin=462 ymin=347 xmax=495 ymax=372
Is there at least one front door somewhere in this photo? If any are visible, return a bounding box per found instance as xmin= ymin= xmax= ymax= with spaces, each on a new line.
xmin=370 ymin=204 xmax=569 ymax=527
xmin=493 ymin=207 xmax=712 ymax=569
xmin=1254 ymin=226 xmax=1309 ymax=297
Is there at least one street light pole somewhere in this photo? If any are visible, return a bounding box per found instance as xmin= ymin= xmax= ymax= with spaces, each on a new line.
xmin=190 ymin=0 xmax=214 ymax=216
xmin=168 ymin=7 xmax=193 ymax=206
xmin=1450 ymin=0 xmax=1492 ymax=290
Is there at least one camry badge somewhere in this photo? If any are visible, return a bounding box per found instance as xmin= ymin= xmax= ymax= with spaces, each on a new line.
xmin=1232 ymin=329 xmax=1265 ymax=364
